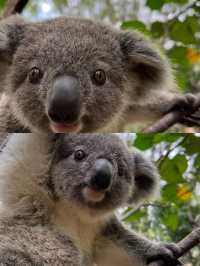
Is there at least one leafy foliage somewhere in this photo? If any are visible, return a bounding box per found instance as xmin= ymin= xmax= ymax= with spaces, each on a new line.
xmin=121 ymin=1 xmax=200 ymax=92
xmin=0 ymin=0 xmax=6 ymax=11
xmin=124 ymin=134 xmax=200 ymax=265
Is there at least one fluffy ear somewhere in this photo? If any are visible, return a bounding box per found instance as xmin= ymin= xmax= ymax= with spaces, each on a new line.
xmin=119 ymin=31 xmax=169 ymax=87
xmin=128 ymin=148 xmax=160 ymax=206
xmin=0 ymin=15 xmax=25 ymax=63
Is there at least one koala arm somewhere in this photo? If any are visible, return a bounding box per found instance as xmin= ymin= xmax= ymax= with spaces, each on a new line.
xmin=124 ymin=92 xmax=198 ymax=125
xmin=0 ymin=249 xmax=40 ymax=266
xmin=0 ymin=94 xmax=29 ymax=133
xmin=98 ymin=217 xmax=180 ymax=266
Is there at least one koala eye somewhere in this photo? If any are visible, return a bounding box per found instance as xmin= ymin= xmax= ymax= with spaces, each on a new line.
xmin=92 ymin=70 xmax=106 ymax=86
xmin=28 ymin=67 xmax=43 ymax=84
xmin=74 ymin=149 xmax=86 ymax=161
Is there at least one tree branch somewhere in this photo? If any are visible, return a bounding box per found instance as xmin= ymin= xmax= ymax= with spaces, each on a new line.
xmin=2 ymin=0 xmax=29 ymax=18
xmin=143 ymin=111 xmax=183 ymax=133
xmin=167 ymin=0 xmax=199 ymax=22
xmin=122 ymin=203 xmax=170 ymax=221
xmin=143 ymin=95 xmax=200 ymax=133
xmin=149 ymin=228 xmax=200 ymax=266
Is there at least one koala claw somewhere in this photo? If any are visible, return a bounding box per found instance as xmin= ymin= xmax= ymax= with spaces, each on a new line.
xmin=163 ymin=243 xmax=181 ymax=258
xmin=146 ymin=243 xmax=181 ymax=266
xmin=171 ymin=93 xmax=198 ymax=114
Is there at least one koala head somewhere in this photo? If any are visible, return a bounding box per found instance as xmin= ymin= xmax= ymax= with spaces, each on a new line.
xmin=49 ymin=134 xmax=159 ymax=218
xmin=0 ymin=16 xmax=168 ymax=133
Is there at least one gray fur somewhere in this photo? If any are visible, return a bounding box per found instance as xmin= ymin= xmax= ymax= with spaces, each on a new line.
xmin=0 ymin=134 xmax=179 ymax=265
xmin=0 ymin=15 xmax=194 ymax=133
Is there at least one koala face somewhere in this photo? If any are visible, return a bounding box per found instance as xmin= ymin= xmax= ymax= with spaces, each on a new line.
xmin=49 ymin=134 xmax=159 ymax=217
xmin=0 ymin=16 xmax=167 ymax=133
xmin=50 ymin=134 xmax=133 ymax=215
xmin=3 ymin=17 xmax=126 ymax=133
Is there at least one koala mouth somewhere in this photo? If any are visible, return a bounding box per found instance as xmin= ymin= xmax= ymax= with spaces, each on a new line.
xmin=82 ymin=186 xmax=105 ymax=203
xmin=49 ymin=121 xmax=82 ymax=133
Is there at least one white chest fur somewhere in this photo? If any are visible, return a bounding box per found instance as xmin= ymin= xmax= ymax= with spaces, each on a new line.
xmin=53 ymin=200 xmax=144 ymax=266
xmin=53 ymin=200 xmax=102 ymax=254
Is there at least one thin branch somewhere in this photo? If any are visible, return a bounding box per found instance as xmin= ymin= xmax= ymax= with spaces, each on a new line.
xmin=143 ymin=111 xmax=184 ymax=133
xmin=167 ymin=0 xmax=198 ymax=22
xmin=188 ymin=212 xmax=200 ymax=228
xmin=149 ymin=228 xmax=200 ymax=266
xmin=157 ymin=135 xmax=188 ymax=169
xmin=122 ymin=203 xmax=170 ymax=221
xmin=178 ymin=228 xmax=200 ymax=257
xmin=2 ymin=0 xmax=29 ymax=18
xmin=143 ymin=95 xmax=200 ymax=133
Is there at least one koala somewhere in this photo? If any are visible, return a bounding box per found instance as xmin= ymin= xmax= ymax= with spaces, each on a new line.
xmin=0 ymin=15 xmax=197 ymax=133
xmin=0 ymin=133 xmax=180 ymax=266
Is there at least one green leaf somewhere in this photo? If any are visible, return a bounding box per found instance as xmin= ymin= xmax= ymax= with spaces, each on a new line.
xmin=134 ymin=134 xmax=155 ymax=150
xmin=173 ymin=154 xmax=188 ymax=174
xmin=194 ymin=154 xmax=200 ymax=169
xmin=194 ymin=4 xmax=200 ymax=13
xmin=0 ymin=0 xmax=6 ymax=9
xmin=168 ymin=46 xmax=190 ymax=90
xmin=176 ymin=69 xmax=189 ymax=91
xmin=182 ymin=135 xmax=200 ymax=154
xmin=167 ymin=0 xmax=188 ymax=3
xmin=154 ymin=134 xmax=182 ymax=144
xmin=123 ymin=210 xmax=146 ymax=222
xmin=54 ymin=0 xmax=68 ymax=6
xmin=163 ymin=210 xmax=179 ymax=231
xmin=151 ymin=22 xmax=165 ymax=38
xmin=162 ymin=184 xmax=177 ymax=202
xmin=168 ymin=47 xmax=189 ymax=67
xmin=121 ymin=20 xmax=150 ymax=35
xmin=147 ymin=0 xmax=165 ymax=10
xmin=169 ymin=17 xmax=198 ymax=45
xmin=160 ymin=158 xmax=184 ymax=183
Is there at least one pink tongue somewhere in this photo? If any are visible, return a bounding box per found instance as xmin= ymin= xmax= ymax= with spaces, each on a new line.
xmin=83 ymin=187 xmax=105 ymax=202
xmin=50 ymin=122 xmax=81 ymax=133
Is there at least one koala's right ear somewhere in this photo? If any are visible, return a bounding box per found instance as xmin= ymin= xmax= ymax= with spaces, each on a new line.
xmin=119 ymin=31 xmax=169 ymax=89
xmin=0 ymin=15 xmax=25 ymax=63
xmin=128 ymin=149 xmax=160 ymax=207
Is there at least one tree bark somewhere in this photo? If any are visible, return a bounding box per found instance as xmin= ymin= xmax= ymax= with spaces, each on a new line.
xmin=143 ymin=94 xmax=200 ymax=133
xmin=149 ymin=228 xmax=200 ymax=266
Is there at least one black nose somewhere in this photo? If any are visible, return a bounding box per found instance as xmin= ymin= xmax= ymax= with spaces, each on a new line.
xmin=89 ymin=159 xmax=113 ymax=191
xmin=48 ymin=76 xmax=81 ymax=124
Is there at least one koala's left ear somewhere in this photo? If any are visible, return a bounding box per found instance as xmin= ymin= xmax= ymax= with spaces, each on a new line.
xmin=128 ymin=149 xmax=160 ymax=206
xmin=0 ymin=15 xmax=25 ymax=63
xmin=119 ymin=31 xmax=168 ymax=87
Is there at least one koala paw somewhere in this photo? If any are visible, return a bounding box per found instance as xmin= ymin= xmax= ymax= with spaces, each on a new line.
xmin=146 ymin=243 xmax=181 ymax=266
xmin=170 ymin=93 xmax=198 ymax=114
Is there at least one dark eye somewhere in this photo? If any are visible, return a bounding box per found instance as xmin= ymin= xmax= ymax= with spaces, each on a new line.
xmin=74 ymin=150 xmax=86 ymax=161
xmin=92 ymin=70 xmax=106 ymax=86
xmin=28 ymin=67 xmax=43 ymax=84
